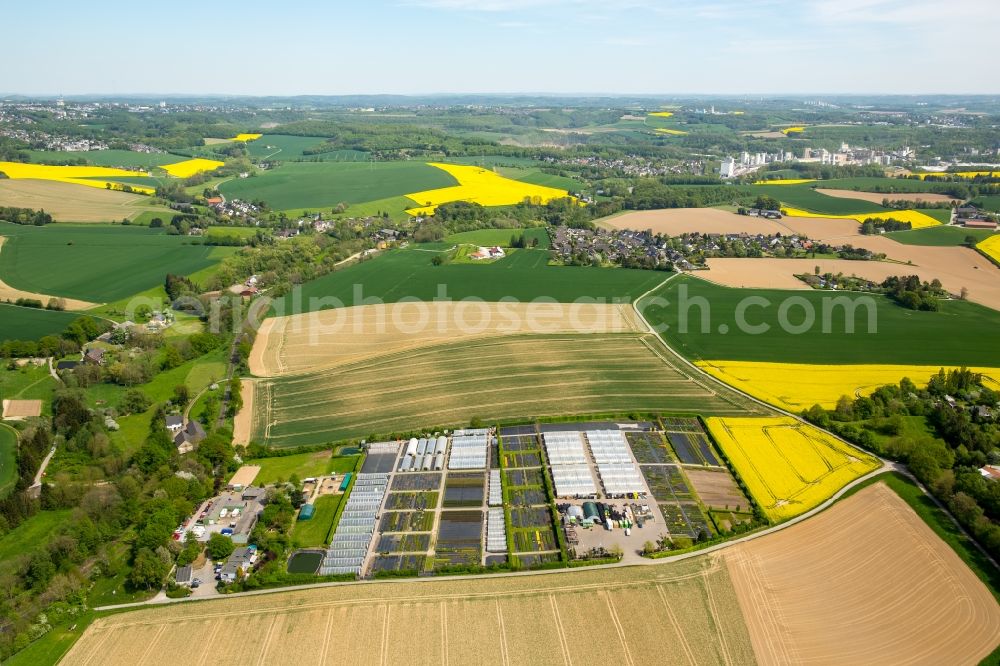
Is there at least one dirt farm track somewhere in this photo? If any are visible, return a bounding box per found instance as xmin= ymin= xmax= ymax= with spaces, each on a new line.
xmin=61 ymin=483 xmax=1000 ymax=665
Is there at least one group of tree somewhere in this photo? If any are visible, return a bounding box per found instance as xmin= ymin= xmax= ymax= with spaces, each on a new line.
xmin=859 ymin=217 xmax=912 ymax=234
xmin=880 ymin=275 xmax=945 ymax=311
xmin=803 ymin=368 xmax=1000 ymax=559
xmin=0 ymin=206 xmax=53 ymax=226
xmin=0 ymin=316 xmax=106 ymax=360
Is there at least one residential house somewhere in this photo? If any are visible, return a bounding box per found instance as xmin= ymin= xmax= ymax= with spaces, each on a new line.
xmin=174 ymin=419 xmax=207 ymax=454
xmin=166 ymin=415 xmax=184 ymax=434
xmin=83 ymin=348 xmax=105 ymax=365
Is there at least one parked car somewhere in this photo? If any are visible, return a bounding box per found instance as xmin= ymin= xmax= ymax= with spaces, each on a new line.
xmin=221 ymin=528 xmax=234 ymax=536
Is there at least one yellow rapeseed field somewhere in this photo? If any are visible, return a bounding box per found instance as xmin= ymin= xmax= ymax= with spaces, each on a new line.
xmin=231 ymin=133 xmax=262 ymax=142
xmin=695 ymin=360 xmax=1000 ymax=411
xmin=781 ymin=205 xmax=941 ymax=229
xmin=0 ymin=161 xmax=155 ymax=195
xmin=648 ymin=111 xmax=674 ymax=117
xmin=781 ymin=126 xmax=805 ymax=134
xmin=654 ymin=128 xmax=688 ymax=135
xmin=404 ymin=163 xmax=575 ymax=216
xmin=705 ymin=416 xmax=880 ymax=521
xmin=914 ymin=171 xmax=1000 ymax=180
xmin=978 ymin=234 xmax=1000 ymax=264
xmin=752 ymin=178 xmax=816 ymax=185
xmin=159 ymin=158 xmax=225 ymax=178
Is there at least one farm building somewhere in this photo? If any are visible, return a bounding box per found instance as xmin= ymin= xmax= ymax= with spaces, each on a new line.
xmin=321 ymin=472 xmax=388 ymax=576
xmin=175 ymin=565 xmax=193 ymax=587
xmin=550 ymin=464 xmax=597 ymax=497
xmin=227 ymin=465 xmax=262 ymax=491
xmin=543 ymin=432 xmax=588 ymax=465
xmin=298 ymin=503 xmax=315 ymax=521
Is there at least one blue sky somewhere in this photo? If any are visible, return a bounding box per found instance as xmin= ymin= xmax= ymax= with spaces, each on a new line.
xmin=3 ymin=0 xmax=998 ymax=95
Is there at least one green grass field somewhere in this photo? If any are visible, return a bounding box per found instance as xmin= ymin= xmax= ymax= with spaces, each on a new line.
xmin=253 ymin=333 xmax=760 ymax=447
xmin=291 ymin=495 xmax=342 ymax=548
xmin=219 ymin=161 xmax=455 ymax=211
xmin=0 ymin=509 xmax=71 ymax=565
xmin=0 ymin=364 xmax=57 ymax=409
xmin=270 ymin=246 xmax=665 ymax=316
xmin=639 ymin=275 xmax=1000 ymax=366
xmin=970 ymin=195 xmax=1000 ymax=212
xmin=819 ymin=177 xmax=964 ymax=194
xmin=0 ymin=222 xmax=232 ymax=302
xmin=496 ymin=167 xmax=586 ymax=193
xmin=886 ymin=225 xmax=994 ymax=246
xmin=444 ymin=227 xmax=550 ymax=249
xmin=253 ymin=451 xmax=361 ymax=485
xmin=753 ymin=184 xmax=887 ymax=215
xmin=0 ymin=425 xmax=17 ymax=498
xmin=0 ymin=305 xmax=79 ymax=342
xmin=24 ymin=149 xmax=187 ymax=168
xmin=246 ymin=135 xmax=369 ymax=162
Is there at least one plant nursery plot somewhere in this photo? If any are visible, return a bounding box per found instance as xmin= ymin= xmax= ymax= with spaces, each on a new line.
xmin=372 ymin=554 xmax=426 ymax=573
xmin=444 ymin=472 xmax=485 ymax=508
xmin=667 ymin=432 xmax=713 ymax=465
xmin=705 ymin=416 xmax=880 ymax=521
xmin=500 ymin=434 xmax=540 ymax=452
xmin=509 ymin=506 xmax=552 ymax=529
xmin=384 ymin=491 xmax=438 ymax=511
xmin=504 ymin=468 xmax=545 ymax=488
xmin=376 ymin=533 xmax=431 ymax=553
xmin=389 ymin=473 xmax=441 ymax=491
xmin=503 ymin=451 xmax=542 ymax=468
xmin=662 ymin=417 xmax=704 ymax=432
xmin=512 ymin=528 xmax=557 ymax=552
xmin=685 ymin=468 xmax=749 ymax=510
xmin=378 ymin=511 xmax=434 ymax=533
xmin=509 ymin=488 xmax=547 ymax=505
xmin=499 ymin=425 xmax=537 ymax=437
xmin=680 ymin=503 xmax=711 ymax=536
xmin=437 ymin=510 xmax=483 ymax=551
xmin=640 ymin=465 xmax=693 ymax=501
xmin=626 ymin=430 xmax=674 ymax=464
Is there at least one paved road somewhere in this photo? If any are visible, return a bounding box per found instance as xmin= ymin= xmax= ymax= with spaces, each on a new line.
xmin=30 ymin=445 xmax=56 ymax=489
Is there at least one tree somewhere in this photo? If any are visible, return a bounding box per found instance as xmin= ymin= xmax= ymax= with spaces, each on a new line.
xmin=172 ymin=384 xmax=190 ymax=407
xmin=129 ymin=547 xmax=168 ymax=589
xmin=206 ymin=533 xmax=235 ymax=561
xmin=119 ymin=389 xmax=152 ymax=416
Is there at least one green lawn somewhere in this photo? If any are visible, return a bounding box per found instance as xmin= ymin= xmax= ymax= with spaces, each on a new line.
xmin=24 ymin=149 xmax=188 ymax=168
xmin=0 ymin=425 xmax=17 ymax=498
xmin=445 ymin=227 xmax=550 ymax=249
xmin=253 ymin=452 xmax=361 ymax=485
xmin=291 ymin=494 xmax=342 ymax=548
xmin=205 ymin=226 xmax=263 ymax=238
xmin=0 ymin=304 xmax=79 ymax=343
xmin=270 ymin=246 xmax=666 ymax=316
xmin=0 ymin=364 xmax=57 ymax=410
xmin=639 ymin=275 xmax=1000 ymax=366
xmin=0 ymin=510 xmax=71 ymax=565
xmin=496 ymin=167 xmax=586 ymax=193
xmin=219 ymin=161 xmax=456 ymax=211
xmin=0 ymin=222 xmax=232 ymax=303
xmin=886 ymin=225 xmax=994 ymax=246
xmin=5 ymin=610 xmax=97 ymax=666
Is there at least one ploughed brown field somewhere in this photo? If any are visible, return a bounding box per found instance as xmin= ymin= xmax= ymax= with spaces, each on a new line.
xmin=726 ymin=482 xmax=1000 ymax=665
xmin=62 ymin=481 xmax=1000 ymax=665
xmin=814 ymin=188 xmax=958 ymax=205
xmin=250 ymin=302 xmax=644 ymax=377
xmin=62 ymin=557 xmax=755 ymax=666
xmin=1 ymin=399 xmax=42 ymax=419
xmin=0 ymin=179 xmax=167 ymax=223
xmin=607 ymin=207 xmax=1000 ymax=311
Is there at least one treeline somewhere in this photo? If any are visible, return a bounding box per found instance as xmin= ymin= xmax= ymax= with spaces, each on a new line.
xmin=0 ymin=206 xmax=53 ymax=226
xmin=0 ymin=316 xmax=107 ymax=359
xmin=803 ymin=369 xmax=1000 ymax=558
xmin=623 ymin=179 xmax=748 ymax=210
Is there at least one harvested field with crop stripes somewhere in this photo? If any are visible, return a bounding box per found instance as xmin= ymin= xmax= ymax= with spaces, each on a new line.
xmin=251 ymin=333 xmax=762 ymax=446
xmin=62 ymin=556 xmax=752 ymax=666
xmin=726 ymin=482 xmax=1000 ymax=665
xmin=250 ymin=301 xmax=643 ymax=376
